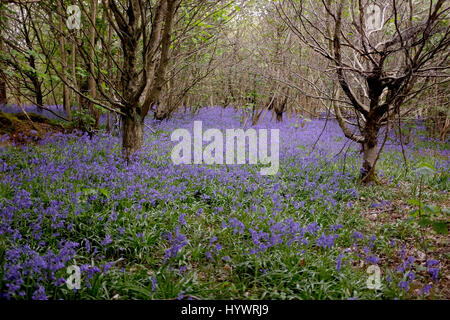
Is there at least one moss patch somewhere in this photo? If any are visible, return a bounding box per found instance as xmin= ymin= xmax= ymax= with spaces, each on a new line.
xmin=0 ymin=111 xmax=66 ymax=144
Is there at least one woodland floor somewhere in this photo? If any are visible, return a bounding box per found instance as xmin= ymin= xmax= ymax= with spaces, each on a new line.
xmin=0 ymin=106 xmax=448 ymax=300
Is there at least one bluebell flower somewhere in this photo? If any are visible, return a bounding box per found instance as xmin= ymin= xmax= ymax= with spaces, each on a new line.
xmin=336 ymin=254 xmax=344 ymax=272
xmin=419 ymin=284 xmax=432 ymax=296
xmin=32 ymin=285 xmax=47 ymax=300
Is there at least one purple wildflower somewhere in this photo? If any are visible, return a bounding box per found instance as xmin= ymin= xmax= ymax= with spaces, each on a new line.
xmin=336 ymin=254 xmax=344 ymax=272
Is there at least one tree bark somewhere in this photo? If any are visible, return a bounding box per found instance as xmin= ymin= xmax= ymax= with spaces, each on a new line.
xmin=361 ymin=120 xmax=379 ymax=182
xmin=0 ymin=74 xmax=7 ymax=106
xmin=142 ymin=0 xmax=177 ymax=119
xmin=122 ymin=110 xmax=144 ymax=160
xmin=57 ymin=1 xmax=71 ymax=120
xmin=106 ymin=111 xmax=111 ymax=132
xmin=28 ymin=52 xmax=43 ymax=106
xmin=105 ymin=18 xmax=112 ymax=132
xmin=34 ymin=80 xmax=43 ymax=106
xmin=88 ymin=0 xmax=98 ymax=128
xmin=71 ymin=31 xmax=80 ymax=113
xmin=0 ymin=9 xmax=7 ymax=106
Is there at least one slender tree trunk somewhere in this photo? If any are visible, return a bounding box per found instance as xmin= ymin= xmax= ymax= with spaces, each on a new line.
xmin=88 ymin=0 xmax=98 ymax=128
xmin=105 ymin=21 xmax=112 ymax=132
xmin=106 ymin=112 xmax=111 ymax=132
xmin=28 ymin=54 xmax=43 ymax=106
xmin=57 ymin=1 xmax=71 ymax=120
xmin=0 ymin=64 xmax=6 ymax=104
xmin=0 ymin=72 xmax=6 ymax=106
xmin=35 ymin=81 xmax=43 ymax=106
xmin=0 ymin=37 xmax=8 ymax=105
xmin=122 ymin=110 xmax=144 ymax=160
xmin=71 ymin=31 xmax=80 ymax=113
xmin=142 ymin=0 xmax=177 ymax=119
xmin=361 ymin=120 xmax=379 ymax=182
xmin=0 ymin=9 xmax=7 ymax=106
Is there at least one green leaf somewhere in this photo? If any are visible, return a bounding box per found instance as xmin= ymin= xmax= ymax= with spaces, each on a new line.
xmin=99 ymin=188 xmax=110 ymax=198
xmin=423 ymin=205 xmax=438 ymax=215
xmin=76 ymin=66 xmax=89 ymax=78
xmin=407 ymin=199 xmax=422 ymax=206
xmin=415 ymin=162 xmax=436 ymax=176
xmin=405 ymin=216 xmax=416 ymax=224
xmin=432 ymin=222 xmax=448 ymax=235
xmin=82 ymin=188 xmax=97 ymax=195
xmin=409 ymin=209 xmax=419 ymax=217
xmin=418 ymin=217 xmax=431 ymax=227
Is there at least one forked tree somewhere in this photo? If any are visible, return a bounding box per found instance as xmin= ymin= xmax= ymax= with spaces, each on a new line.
xmin=29 ymin=0 xmax=233 ymax=159
xmin=277 ymin=0 xmax=449 ymax=182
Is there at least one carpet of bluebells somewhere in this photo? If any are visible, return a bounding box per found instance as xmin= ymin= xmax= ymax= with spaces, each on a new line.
xmin=0 ymin=105 xmax=448 ymax=300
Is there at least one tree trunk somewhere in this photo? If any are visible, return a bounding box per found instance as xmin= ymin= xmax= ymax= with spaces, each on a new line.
xmin=122 ymin=111 xmax=144 ymax=160
xmin=0 ymin=10 xmax=7 ymax=106
xmin=0 ymin=64 xmax=7 ymax=105
xmin=361 ymin=121 xmax=379 ymax=182
xmin=71 ymin=32 xmax=80 ymax=113
xmin=105 ymin=21 xmax=112 ymax=133
xmin=35 ymin=82 xmax=43 ymax=107
xmin=0 ymin=76 xmax=6 ymax=106
xmin=106 ymin=112 xmax=111 ymax=132
xmin=29 ymin=55 xmax=43 ymax=107
xmin=57 ymin=1 xmax=71 ymax=120
xmin=141 ymin=0 xmax=177 ymax=118
xmin=88 ymin=0 xmax=98 ymax=128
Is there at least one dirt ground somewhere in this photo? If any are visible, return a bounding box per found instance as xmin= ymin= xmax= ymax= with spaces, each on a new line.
xmin=0 ymin=111 xmax=69 ymax=145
